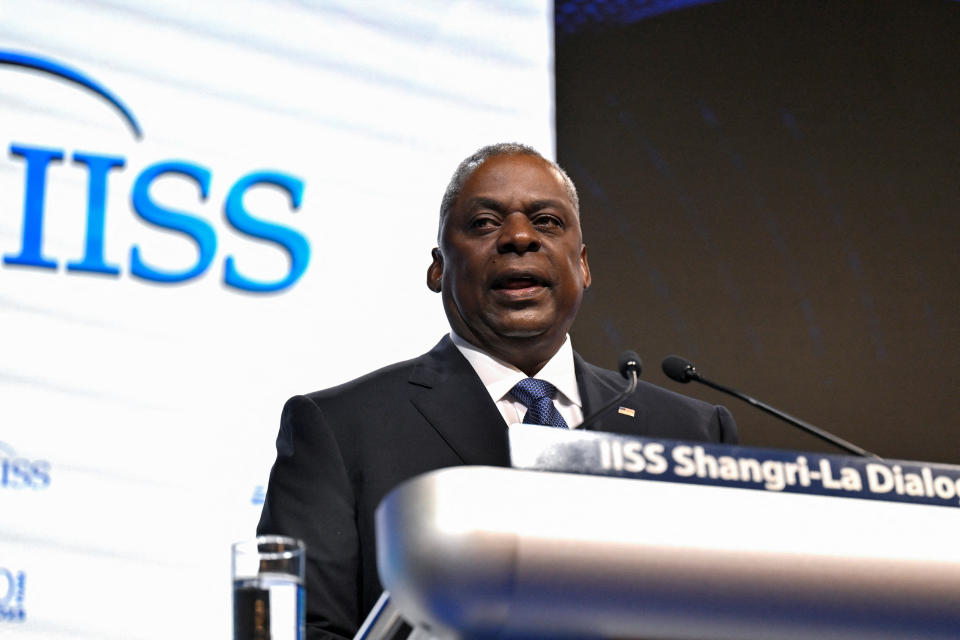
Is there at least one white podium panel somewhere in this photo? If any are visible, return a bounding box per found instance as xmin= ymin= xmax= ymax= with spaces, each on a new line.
xmin=375 ymin=466 xmax=960 ymax=640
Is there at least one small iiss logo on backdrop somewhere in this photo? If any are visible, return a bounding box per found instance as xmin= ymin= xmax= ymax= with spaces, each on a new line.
xmin=0 ymin=441 xmax=50 ymax=490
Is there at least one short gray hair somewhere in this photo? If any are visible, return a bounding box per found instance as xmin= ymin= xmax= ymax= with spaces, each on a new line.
xmin=438 ymin=143 xmax=580 ymax=235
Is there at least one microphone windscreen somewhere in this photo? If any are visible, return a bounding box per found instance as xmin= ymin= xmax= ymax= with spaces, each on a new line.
xmin=618 ymin=350 xmax=642 ymax=378
xmin=662 ymin=355 xmax=694 ymax=383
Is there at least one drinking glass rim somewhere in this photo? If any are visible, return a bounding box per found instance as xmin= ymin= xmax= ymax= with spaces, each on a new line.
xmin=232 ymin=535 xmax=305 ymax=560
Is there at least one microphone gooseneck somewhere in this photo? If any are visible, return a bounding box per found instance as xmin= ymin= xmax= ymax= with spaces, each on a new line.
xmin=661 ymin=355 xmax=881 ymax=459
xmin=580 ymin=351 xmax=641 ymax=430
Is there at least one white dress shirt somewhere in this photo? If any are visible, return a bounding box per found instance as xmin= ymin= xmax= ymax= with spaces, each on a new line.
xmin=449 ymin=331 xmax=585 ymax=428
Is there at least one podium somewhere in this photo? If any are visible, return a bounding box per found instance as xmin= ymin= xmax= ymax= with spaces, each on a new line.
xmin=361 ymin=429 xmax=960 ymax=639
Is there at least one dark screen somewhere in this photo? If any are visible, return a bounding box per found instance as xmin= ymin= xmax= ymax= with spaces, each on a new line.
xmin=556 ymin=0 xmax=960 ymax=463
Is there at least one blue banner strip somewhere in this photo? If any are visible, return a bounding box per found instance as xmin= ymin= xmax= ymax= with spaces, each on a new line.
xmin=509 ymin=426 xmax=960 ymax=509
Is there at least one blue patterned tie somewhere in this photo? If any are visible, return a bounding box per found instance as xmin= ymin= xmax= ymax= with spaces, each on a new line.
xmin=510 ymin=378 xmax=569 ymax=429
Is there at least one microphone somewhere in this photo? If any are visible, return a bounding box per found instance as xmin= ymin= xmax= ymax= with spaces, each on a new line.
xmin=618 ymin=350 xmax=643 ymax=381
xmin=661 ymin=355 xmax=880 ymax=459
xmin=580 ymin=351 xmax=641 ymax=429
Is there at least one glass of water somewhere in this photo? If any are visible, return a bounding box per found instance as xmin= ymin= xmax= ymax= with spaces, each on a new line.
xmin=232 ymin=536 xmax=305 ymax=640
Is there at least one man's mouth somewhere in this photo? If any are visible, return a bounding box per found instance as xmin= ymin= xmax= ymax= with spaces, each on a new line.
xmin=491 ymin=272 xmax=550 ymax=297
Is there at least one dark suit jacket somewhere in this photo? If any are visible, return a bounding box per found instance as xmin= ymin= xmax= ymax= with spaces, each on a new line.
xmin=257 ymin=336 xmax=737 ymax=640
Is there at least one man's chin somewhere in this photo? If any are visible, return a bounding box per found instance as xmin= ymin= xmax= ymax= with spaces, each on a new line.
xmin=483 ymin=313 xmax=558 ymax=341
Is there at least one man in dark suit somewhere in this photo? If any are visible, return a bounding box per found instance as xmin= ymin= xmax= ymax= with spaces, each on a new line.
xmin=258 ymin=143 xmax=737 ymax=640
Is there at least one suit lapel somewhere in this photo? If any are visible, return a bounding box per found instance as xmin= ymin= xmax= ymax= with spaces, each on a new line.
xmin=408 ymin=337 xmax=511 ymax=466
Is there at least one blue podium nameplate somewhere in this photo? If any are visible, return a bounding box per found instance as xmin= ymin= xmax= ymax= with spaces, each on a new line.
xmin=509 ymin=424 xmax=960 ymax=509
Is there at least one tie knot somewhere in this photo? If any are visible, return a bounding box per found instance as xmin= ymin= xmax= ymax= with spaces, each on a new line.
xmin=510 ymin=378 xmax=558 ymax=408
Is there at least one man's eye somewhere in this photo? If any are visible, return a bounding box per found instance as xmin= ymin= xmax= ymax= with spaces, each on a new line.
xmin=533 ymin=215 xmax=562 ymax=228
xmin=471 ymin=216 xmax=497 ymax=229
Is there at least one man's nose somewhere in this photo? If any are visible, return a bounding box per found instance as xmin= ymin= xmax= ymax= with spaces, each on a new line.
xmin=497 ymin=213 xmax=541 ymax=254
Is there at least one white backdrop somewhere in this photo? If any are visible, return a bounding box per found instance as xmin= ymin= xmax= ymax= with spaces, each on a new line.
xmin=0 ymin=1 xmax=554 ymax=637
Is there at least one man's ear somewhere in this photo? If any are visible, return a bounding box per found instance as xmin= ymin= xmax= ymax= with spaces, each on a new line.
xmin=580 ymin=244 xmax=592 ymax=289
xmin=426 ymin=248 xmax=443 ymax=292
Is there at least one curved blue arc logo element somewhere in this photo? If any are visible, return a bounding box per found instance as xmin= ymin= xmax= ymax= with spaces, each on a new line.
xmin=0 ymin=49 xmax=143 ymax=139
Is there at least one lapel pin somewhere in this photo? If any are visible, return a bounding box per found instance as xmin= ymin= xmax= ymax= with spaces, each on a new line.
xmin=618 ymin=406 xmax=636 ymax=418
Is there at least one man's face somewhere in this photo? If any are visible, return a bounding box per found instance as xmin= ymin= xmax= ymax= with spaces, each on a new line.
xmin=427 ymin=153 xmax=591 ymax=372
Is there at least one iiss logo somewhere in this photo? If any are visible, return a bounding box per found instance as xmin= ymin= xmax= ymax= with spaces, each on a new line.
xmin=0 ymin=441 xmax=51 ymax=490
xmin=0 ymin=444 xmax=30 ymax=623
xmin=0 ymin=50 xmax=309 ymax=293
xmin=0 ymin=567 xmax=27 ymax=623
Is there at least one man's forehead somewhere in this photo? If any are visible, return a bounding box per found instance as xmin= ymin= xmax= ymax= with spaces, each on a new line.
xmin=467 ymin=153 xmax=560 ymax=180
xmin=460 ymin=195 xmax=575 ymax=214
xmin=459 ymin=155 xmax=574 ymax=205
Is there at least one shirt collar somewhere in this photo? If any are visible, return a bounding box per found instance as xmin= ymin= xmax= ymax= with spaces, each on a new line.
xmin=449 ymin=331 xmax=582 ymax=408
